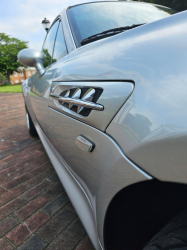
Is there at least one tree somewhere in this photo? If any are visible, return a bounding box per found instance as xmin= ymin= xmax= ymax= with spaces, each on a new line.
xmin=0 ymin=72 xmax=6 ymax=83
xmin=133 ymin=0 xmax=187 ymax=12
xmin=42 ymin=48 xmax=52 ymax=68
xmin=0 ymin=33 xmax=28 ymax=82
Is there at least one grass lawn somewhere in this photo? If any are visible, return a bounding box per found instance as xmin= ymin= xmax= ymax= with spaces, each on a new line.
xmin=0 ymin=84 xmax=22 ymax=93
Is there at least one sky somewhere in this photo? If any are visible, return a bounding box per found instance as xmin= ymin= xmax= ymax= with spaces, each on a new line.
xmin=0 ymin=0 xmax=70 ymax=50
xmin=0 ymin=0 xmax=132 ymax=51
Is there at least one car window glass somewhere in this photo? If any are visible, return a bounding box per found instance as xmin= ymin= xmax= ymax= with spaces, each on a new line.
xmin=52 ymin=21 xmax=67 ymax=63
xmin=42 ymin=20 xmax=59 ymax=67
xmin=68 ymin=2 xmax=177 ymax=46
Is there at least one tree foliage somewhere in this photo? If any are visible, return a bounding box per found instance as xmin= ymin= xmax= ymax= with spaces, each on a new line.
xmin=133 ymin=0 xmax=187 ymax=12
xmin=0 ymin=33 xmax=28 ymax=81
xmin=0 ymin=72 xmax=6 ymax=83
xmin=42 ymin=49 xmax=52 ymax=68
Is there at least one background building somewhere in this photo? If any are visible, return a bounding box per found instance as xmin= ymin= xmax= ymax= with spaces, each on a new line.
xmin=10 ymin=67 xmax=36 ymax=85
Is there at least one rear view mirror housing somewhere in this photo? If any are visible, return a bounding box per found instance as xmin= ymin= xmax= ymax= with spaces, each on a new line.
xmin=18 ymin=49 xmax=46 ymax=77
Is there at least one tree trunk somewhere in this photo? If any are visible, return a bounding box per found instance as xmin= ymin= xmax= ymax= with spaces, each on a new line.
xmin=23 ymin=69 xmax=26 ymax=80
xmin=7 ymin=74 xmax=11 ymax=84
xmin=7 ymin=70 xmax=12 ymax=84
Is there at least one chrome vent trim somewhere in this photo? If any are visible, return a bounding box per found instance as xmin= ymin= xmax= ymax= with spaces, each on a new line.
xmin=50 ymin=87 xmax=104 ymax=117
xmin=61 ymin=90 xmax=70 ymax=105
xmin=48 ymin=81 xmax=134 ymax=131
xmin=77 ymin=88 xmax=95 ymax=113
xmin=69 ymin=88 xmax=81 ymax=109
xmin=50 ymin=94 xmax=104 ymax=111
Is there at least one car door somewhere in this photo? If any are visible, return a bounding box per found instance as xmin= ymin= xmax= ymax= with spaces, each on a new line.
xmin=29 ymin=19 xmax=67 ymax=135
xmin=48 ymin=82 xmax=133 ymax=198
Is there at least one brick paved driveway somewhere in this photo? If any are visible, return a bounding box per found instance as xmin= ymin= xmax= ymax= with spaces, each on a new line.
xmin=0 ymin=93 xmax=95 ymax=250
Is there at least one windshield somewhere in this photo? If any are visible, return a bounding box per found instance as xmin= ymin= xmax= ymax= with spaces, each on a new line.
xmin=67 ymin=1 xmax=177 ymax=46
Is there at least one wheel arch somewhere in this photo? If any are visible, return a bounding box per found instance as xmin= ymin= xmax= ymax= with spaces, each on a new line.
xmin=104 ymin=179 xmax=187 ymax=250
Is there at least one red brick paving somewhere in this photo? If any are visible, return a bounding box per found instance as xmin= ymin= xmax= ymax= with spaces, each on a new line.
xmin=0 ymin=216 xmax=19 ymax=237
xmin=7 ymin=212 xmax=49 ymax=246
xmin=77 ymin=237 xmax=95 ymax=250
xmin=0 ymin=197 xmax=26 ymax=220
xmin=0 ymin=238 xmax=13 ymax=250
xmin=0 ymin=186 xmax=6 ymax=195
xmin=3 ymin=173 xmax=32 ymax=189
xmin=0 ymin=183 xmax=29 ymax=205
xmin=0 ymin=93 xmax=95 ymax=249
xmin=15 ymin=195 xmax=51 ymax=220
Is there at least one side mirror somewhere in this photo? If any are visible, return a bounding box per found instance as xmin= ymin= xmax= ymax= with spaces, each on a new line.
xmin=18 ymin=49 xmax=46 ymax=77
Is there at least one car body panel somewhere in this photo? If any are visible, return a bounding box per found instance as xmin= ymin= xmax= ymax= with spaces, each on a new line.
xmin=49 ymin=81 xmax=134 ymax=131
xmin=30 ymin=107 xmax=151 ymax=249
xmin=105 ymin=12 xmax=187 ymax=184
xmin=29 ymin=64 xmax=57 ymax=134
xmin=52 ymin=9 xmax=187 ymax=184
xmin=33 ymin=120 xmax=102 ymax=250
xmin=21 ymin=2 xmax=187 ymax=249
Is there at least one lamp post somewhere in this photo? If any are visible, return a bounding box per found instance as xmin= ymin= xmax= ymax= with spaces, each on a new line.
xmin=42 ymin=18 xmax=50 ymax=32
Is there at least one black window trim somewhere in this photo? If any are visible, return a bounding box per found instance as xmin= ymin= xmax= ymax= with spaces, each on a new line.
xmin=67 ymin=7 xmax=82 ymax=48
xmin=42 ymin=16 xmax=68 ymax=66
xmin=51 ymin=20 xmax=60 ymax=64
xmin=52 ymin=19 xmax=68 ymax=64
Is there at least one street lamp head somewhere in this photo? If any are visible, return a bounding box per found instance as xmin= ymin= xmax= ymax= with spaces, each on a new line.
xmin=42 ymin=18 xmax=50 ymax=32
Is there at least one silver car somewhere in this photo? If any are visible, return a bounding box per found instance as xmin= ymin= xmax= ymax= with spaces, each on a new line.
xmin=18 ymin=1 xmax=187 ymax=249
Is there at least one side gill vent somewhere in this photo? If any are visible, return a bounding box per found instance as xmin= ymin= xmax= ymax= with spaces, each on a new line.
xmin=58 ymin=87 xmax=103 ymax=117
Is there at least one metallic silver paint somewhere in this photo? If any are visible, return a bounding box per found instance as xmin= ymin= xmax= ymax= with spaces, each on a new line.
xmin=26 ymin=112 xmax=30 ymax=130
xmin=104 ymin=12 xmax=187 ymax=184
xmin=33 ymin=120 xmax=102 ymax=250
xmin=49 ymin=81 xmax=134 ymax=131
xmin=22 ymin=87 xmax=151 ymax=249
xmin=52 ymin=10 xmax=187 ymax=184
xmin=47 ymin=107 xmax=151 ymax=247
xmin=18 ymin=49 xmax=46 ymax=77
xmin=22 ymin=79 xmax=38 ymax=124
xmin=29 ymin=64 xmax=59 ymax=135
xmin=20 ymin=2 xmax=187 ymax=249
